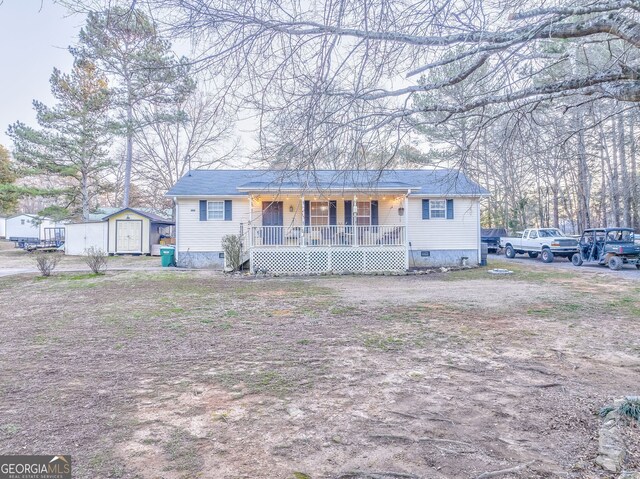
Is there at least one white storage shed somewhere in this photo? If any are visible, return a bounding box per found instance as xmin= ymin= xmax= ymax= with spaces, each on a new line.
xmin=64 ymin=222 xmax=108 ymax=256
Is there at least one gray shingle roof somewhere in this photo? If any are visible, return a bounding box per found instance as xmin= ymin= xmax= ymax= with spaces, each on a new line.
xmin=166 ymin=169 xmax=489 ymax=197
xmin=101 ymin=207 xmax=174 ymax=223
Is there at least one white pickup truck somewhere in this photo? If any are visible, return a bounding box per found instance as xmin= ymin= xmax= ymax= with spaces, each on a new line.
xmin=500 ymin=228 xmax=578 ymax=263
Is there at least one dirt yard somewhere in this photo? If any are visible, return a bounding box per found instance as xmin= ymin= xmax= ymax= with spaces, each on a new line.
xmin=0 ymin=250 xmax=639 ymax=478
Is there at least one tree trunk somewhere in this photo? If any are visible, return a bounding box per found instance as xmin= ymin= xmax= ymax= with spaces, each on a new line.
xmin=82 ymin=171 xmax=90 ymax=222
xmin=123 ymin=103 xmax=134 ymax=208
xmin=552 ymin=179 xmax=560 ymax=229
xmin=629 ymin=110 xmax=638 ymax=228
xmin=618 ymin=112 xmax=632 ymax=226
xmin=611 ymin=117 xmax=621 ymax=225
xmin=600 ymin=143 xmax=608 ymax=228
xmin=576 ymin=115 xmax=591 ymax=230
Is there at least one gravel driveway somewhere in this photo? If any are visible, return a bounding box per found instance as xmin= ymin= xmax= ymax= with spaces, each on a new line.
xmin=490 ymin=252 xmax=640 ymax=281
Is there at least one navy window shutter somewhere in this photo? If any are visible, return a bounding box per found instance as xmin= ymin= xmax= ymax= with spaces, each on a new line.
xmin=199 ymin=200 xmax=207 ymax=221
xmin=329 ymin=200 xmax=337 ymax=225
xmin=224 ymin=200 xmax=232 ymax=221
xmin=446 ymin=199 xmax=454 ymax=219
xmin=304 ymin=200 xmax=310 ymax=226
xmin=344 ymin=200 xmax=352 ymax=225
xmin=370 ymin=200 xmax=379 ymax=225
xmin=422 ymin=199 xmax=430 ymax=219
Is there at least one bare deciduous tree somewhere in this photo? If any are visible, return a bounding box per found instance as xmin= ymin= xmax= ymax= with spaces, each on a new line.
xmin=133 ymin=88 xmax=236 ymax=209
xmin=133 ymin=0 xmax=640 ymax=168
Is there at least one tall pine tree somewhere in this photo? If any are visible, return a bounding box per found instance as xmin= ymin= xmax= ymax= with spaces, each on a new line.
xmin=0 ymin=145 xmax=19 ymax=215
xmin=8 ymin=59 xmax=112 ymax=221
xmin=72 ymin=7 xmax=193 ymax=207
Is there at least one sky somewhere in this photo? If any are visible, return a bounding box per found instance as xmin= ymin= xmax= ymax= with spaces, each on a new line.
xmin=0 ymin=1 xmax=83 ymax=149
xmin=0 ymin=0 xmax=257 ymax=161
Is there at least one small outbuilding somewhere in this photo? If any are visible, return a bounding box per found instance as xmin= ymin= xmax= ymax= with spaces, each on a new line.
xmin=5 ymin=214 xmax=58 ymax=241
xmin=103 ymin=208 xmax=174 ymax=255
xmin=64 ymin=222 xmax=108 ymax=256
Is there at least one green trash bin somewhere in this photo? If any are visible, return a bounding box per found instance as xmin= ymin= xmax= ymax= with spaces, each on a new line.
xmin=160 ymin=246 xmax=175 ymax=267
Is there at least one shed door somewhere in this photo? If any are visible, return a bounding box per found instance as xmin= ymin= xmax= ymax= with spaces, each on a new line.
xmin=116 ymin=220 xmax=142 ymax=253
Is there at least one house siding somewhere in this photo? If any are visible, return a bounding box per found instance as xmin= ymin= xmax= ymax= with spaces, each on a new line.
xmin=406 ymin=197 xmax=479 ymax=250
xmin=177 ymin=197 xmax=250 ymax=253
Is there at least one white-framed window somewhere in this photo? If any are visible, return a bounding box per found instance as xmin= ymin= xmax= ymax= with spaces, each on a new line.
xmin=356 ymin=201 xmax=371 ymax=226
xmin=207 ymin=201 xmax=225 ymax=220
xmin=430 ymin=199 xmax=446 ymax=219
xmin=309 ymin=201 xmax=329 ymax=226
xmin=21 ymin=219 xmax=25 ymax=225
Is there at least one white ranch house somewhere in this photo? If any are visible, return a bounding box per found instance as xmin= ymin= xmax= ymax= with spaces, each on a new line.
xmin=167 ymin=169 xmax=489 ymax=273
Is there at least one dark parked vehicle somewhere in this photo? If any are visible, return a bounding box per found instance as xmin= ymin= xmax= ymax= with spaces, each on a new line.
xmin=481 ymin=228 xmax=507 ymax=253
xmin=572 ymin=227 xmax=640 ymax=270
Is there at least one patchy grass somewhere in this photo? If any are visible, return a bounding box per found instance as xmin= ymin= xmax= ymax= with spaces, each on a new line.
xmin=163 ymin=429 xmax=204 ymax=473
xmin=363 ymin=334 xmax=406 ymax=351
xmin=607 ymin=294 xmax=640 ymax=316
xmin=0 ymin=424 xmax=19 ymax=437
xmin=65 ymin=272 xmax=104 ymax=280
xmin=526 ymin=302 xmax=586 ymax=318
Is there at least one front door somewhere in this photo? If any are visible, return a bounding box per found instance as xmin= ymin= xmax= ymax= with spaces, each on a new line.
xmin=116 ymin=220 xmax=142 ymax=253
xmin=262 ymin=202 xmax=283 ymax=245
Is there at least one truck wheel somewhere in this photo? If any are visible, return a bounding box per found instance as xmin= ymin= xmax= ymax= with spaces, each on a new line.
xmin=566 ymin=253 xmax=575 ymax=263
xmin=505 ymin=245 xmax=516 ymax=259
xmin=528 ymin=252 xmax=539 ymax=258
xmin=608 ymin=256 xmax=623 ymax=271
xmin=541 ymin=249 xmax=554 ymax=263
xmin=636 ymin=263 xmax=640 ymax=270
xmin=572 ymin=254 xmax=583 ymax=266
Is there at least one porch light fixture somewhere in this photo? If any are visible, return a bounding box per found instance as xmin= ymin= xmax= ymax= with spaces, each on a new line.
xmin=289 ymin=205 xmax=294 ymax=212
xmin=398 ymin=207 xmax=405 ymax=217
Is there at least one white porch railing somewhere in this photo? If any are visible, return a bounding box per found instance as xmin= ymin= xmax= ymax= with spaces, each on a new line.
xmin=250 ymin=225 xmax=405 ymax=247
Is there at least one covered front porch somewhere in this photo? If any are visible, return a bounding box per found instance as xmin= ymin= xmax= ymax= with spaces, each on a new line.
xmin=243 ymin=191 xmax=410 ymax=273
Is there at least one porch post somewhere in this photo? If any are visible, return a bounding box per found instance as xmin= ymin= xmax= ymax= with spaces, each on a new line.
xmin=353 ymin=194 xmax=358 ymax=247
xmin=301 ymin=195 xmax=306 ymax=247
xmin=249 ymin=194 xmax=253 ymax=247
xmin=477 ymin=196 xmax=482 ymax=265
xmin=404 ymin=190 xmax=410 ymax=270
